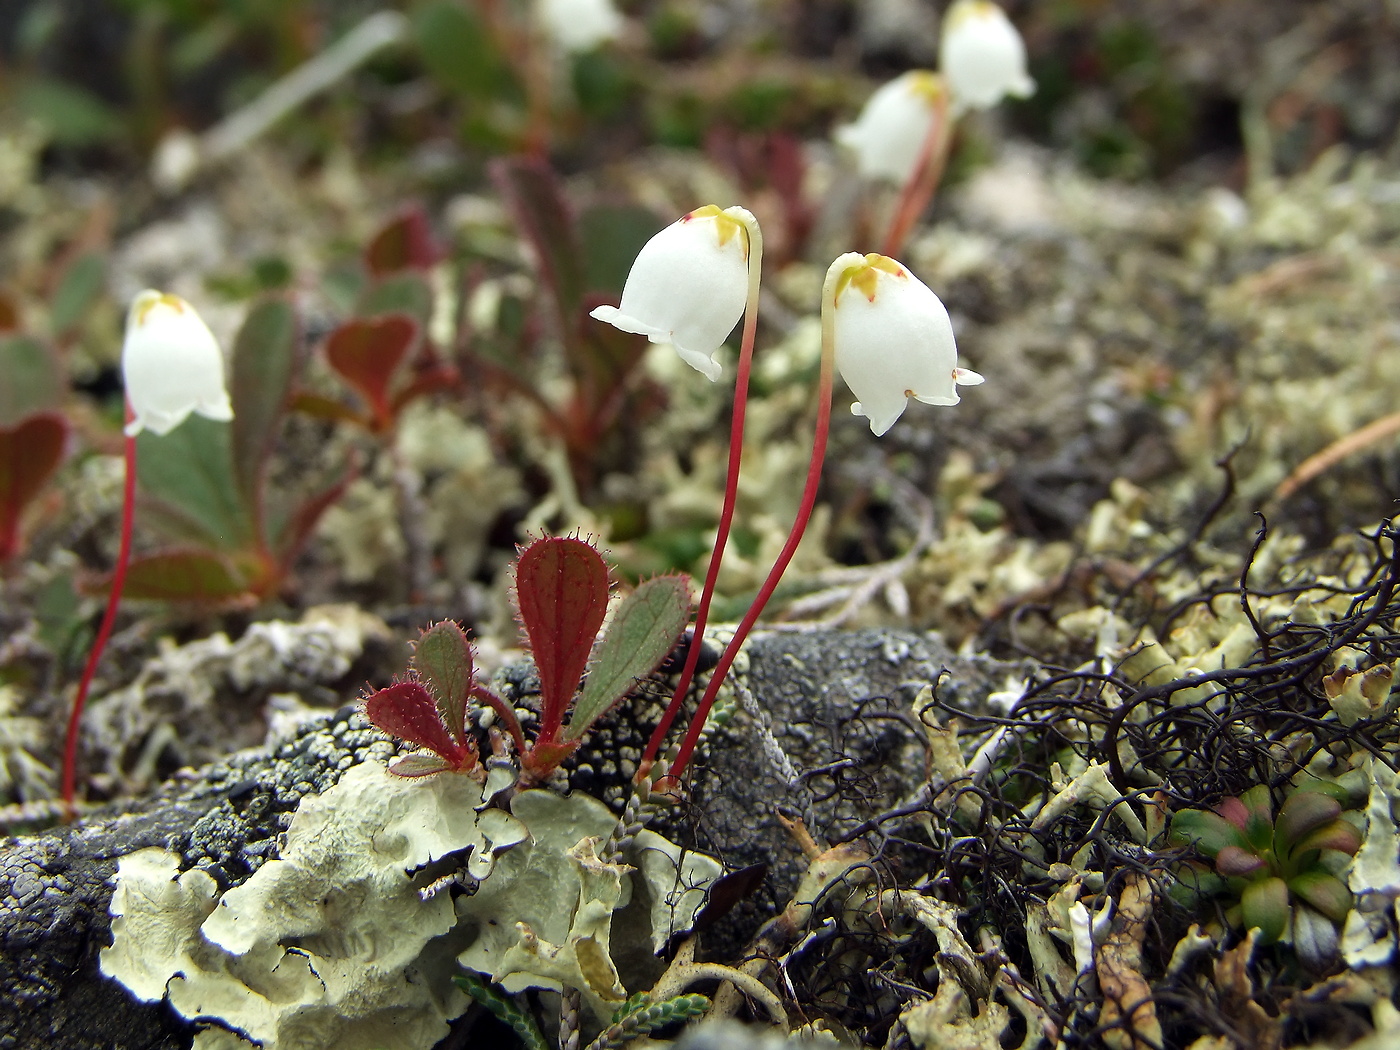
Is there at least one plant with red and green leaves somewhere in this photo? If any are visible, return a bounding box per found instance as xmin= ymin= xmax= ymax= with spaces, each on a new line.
xmin=295 ymin=205 xmax=459 ymax=436
xmin=0 ymin=331 xmax=69 ymax=564
xmin=466 ymin=157 xmax=670 ymax=498
xmin=115 ymin=296 xmax=353 ymax=603
xmin=363 ymin=535 xmax=691 ymax=785
xmin=1169 ymin=782 xmax=1363 ymax=964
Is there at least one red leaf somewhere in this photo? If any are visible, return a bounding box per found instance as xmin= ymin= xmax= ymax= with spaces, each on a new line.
xmin=514 ymin=536 xmax=609 ymax=740
xmin=0 ymin=411 xmax=67 ymax=561
xmin=0 ymin=287 xmax=18 ymax=332
xmin=364 ymin=205 xmax=442 ymax=277
xmin=364 ymin=681 xmax=469 ymax=765
xmin=324 ymin=314 xmax=419 ymax=429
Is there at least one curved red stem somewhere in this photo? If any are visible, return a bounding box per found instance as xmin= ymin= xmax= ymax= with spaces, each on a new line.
xmin=665 ymin=347 xmax=835 ymax=783
xmin=61 ymin=414 xmax=137 ymax=816
xmin=881 ymin=91 xmax=952 ymax=259
xmin=639 ymin=214 xmax=764 ymax=776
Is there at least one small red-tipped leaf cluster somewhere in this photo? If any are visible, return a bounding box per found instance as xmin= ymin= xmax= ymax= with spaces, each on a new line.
xmin=511 ymin=536 xmax=691 ymax=783
xmin=363 ymin=620 xmax=484 ymax=777
xmin=364 ymin=537 xmax=690 ymax=785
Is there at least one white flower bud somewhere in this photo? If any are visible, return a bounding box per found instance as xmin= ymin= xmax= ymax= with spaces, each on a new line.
xmin=830 ymin=254 xmax=983 ymax=436
xmin=590 ymin=205 xmax=751 ymax=382
xmin=122 ymin=290 xmax=233 ymax=437
xmin=536 ymin=0 xmax=624 ymax=53
xmin=834 ymin=71 xmax=947 ymax=185
xmin=939 ymin=0 xmax=1035 ymax=111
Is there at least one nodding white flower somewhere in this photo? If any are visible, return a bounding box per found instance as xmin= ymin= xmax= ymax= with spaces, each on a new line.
xmin=590 ymin=205 xmax=751 ymax=382
xmin=939 ymin=0 xmax=1035 ymax=111
xmin=536 ymin=0 xmax=624 ymax=53
xmin=835 ymin=71 xmax=947 ymax=184
xmin=122 ymin=290 xmax=233 ymax=437
xmin=830 ymin=254 xmax=983 ymax=436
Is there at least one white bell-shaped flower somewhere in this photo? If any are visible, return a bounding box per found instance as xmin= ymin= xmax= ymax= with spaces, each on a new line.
xmin=590 ymin=205 xmax=751 ymax=382
xmin=831 ymin=254 xmax=983 ymax=436
xmin=834 ymin=71 xmax=947 ymax=184
xmin=122 ymin=290 xmax=233 ymax=437
xmin=536 ymin=0 xmax=624 ymax=53
xmin=939 ymin=0 xmax=1035 ymax=111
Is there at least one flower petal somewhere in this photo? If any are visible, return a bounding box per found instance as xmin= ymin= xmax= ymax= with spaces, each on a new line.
xmin=591 ymin=207 xmax=749 ymax=381
xmin=833 ymin=255 xmax=968 ymax=434
xmin=940 ymin=1 xmax=1035 ymax=111
xmin=835 ymin=71 xmax=944 ymax=184
xmin=122 ymin=291 xmax=232 ymax=437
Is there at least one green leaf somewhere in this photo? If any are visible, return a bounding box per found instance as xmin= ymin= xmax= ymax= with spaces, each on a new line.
xmin=586 ymin=994 xmax=710 ymax=1050
xmin=1289 ymin=817 xmax=1363 ymax=860
xmin=18 ymin=78 xmax=120 ymax=147
xmin=413 ymin=3 xmax=517 ymax=101
xmin=0 ymin=335 xmax=64 ymax=425
xmin=577 ymin=205 xmax=665 ymax=296
xmin=492 ymin=157 xmax=586 ymax=325
xmin=1169 ymin=808 xmax=1249 ymax=859
xmin=230 ymin=298 xmax=299 ymax=515
xmin=1213 ymin=845 xmax=1267 ymax=878
xmin=1275 ymin=790 xmax=1342 ymax=849
xmin=452 ymin=973 xmax=546 ymax=1050
xmin=0 ymin=412 xmax=68 ymax=561
xmin=1168 ymin=862 xmax=1225 ymax=907
xmin=567 ymin=575 xmax=690 ymax=741
xmin=49 ymin=252 xmax=105 ymax=339
xmin=514 ymin=536 xmax=611 ymax=740
xmin=137 ymin=416 xmax=253 ymax=551
xmin=1238 ymin=786 xmax=1276 ymax=852
xmin=413 ymin=621 xmax=476 ymax=745
xmin=1240 ymin=876 xmax=1289 ymax=943
xmin=117 ymin=549 xmax=252 ymax=602
xmin=357 ymin=273 xmax=433 ymax=331
xmin=1288 ymin=871 xmax=1352 ymax=924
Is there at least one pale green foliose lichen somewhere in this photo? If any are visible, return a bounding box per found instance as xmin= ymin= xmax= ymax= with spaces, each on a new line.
xmin=102 ymin=763 xmax=722 ymax=1047
xmin=101 ymin=761 xmax=525 ymax=1049
xmin=456 ymin=789 xmax=721 ymax=1024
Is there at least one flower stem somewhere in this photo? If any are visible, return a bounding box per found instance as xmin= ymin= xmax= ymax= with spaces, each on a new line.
xmin=663 ymin=254 xmax=857 ymax=784
xmin=61 ymin=412 xmax=138 ymax=816
xmin=638 ymin=209 xmax=764 ymax=777
xmin=881 ymin=90 xmax=952 ymax=259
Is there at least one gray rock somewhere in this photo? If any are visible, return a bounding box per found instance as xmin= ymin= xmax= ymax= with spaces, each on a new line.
xmin=0 ymin=630 xmax=1013 ymax=1049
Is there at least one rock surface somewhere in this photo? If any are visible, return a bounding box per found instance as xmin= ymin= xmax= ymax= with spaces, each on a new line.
xmin=0 ymin=628 xmax=1011 ymax=1049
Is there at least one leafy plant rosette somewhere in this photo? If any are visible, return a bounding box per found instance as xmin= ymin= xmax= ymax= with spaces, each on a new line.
xmin=117 ymin=297 xmax=354 ymax=603
xmin=363 ymin=535 xmax=691 ymax=785
xmin=1169 ymin=782 xmax=1363 ymax=963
